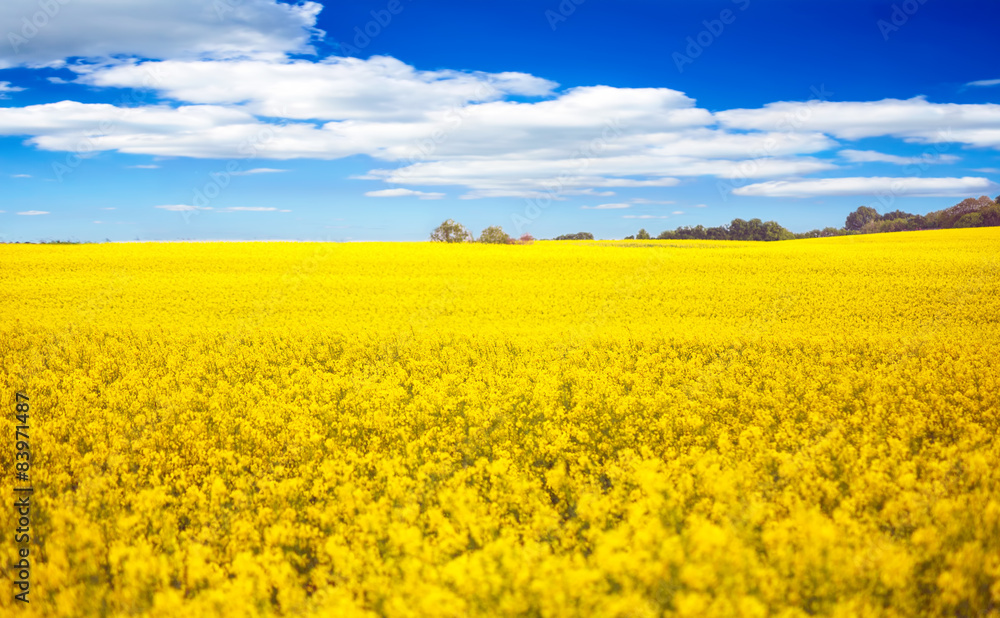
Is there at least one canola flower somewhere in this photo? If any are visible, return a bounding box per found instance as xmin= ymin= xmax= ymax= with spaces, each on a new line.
xmin=0 ymin=228 xmax=998 ymax=617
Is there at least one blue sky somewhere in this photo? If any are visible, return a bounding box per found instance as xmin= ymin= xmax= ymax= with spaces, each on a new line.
xmin=1 ymin=0 xmax=998 ymax=242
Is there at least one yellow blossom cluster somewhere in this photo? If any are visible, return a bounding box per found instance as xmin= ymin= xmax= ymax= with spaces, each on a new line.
xmin=1 ymin=228 xmax=998 ymax=617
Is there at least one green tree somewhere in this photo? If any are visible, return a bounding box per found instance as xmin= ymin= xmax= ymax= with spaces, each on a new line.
xmin=955 ymin=212 xmax=984 ymax=228
xmin=430 ymin=219 xmax=473 ymax=243
xmin=728 ymin=218 xmax=750 ymax=240
xmin=845 ymin=206 xmax=880 ymax=231
xmin=478 ymin=225 xmax=512 ymax=244
xmin=635 ymin=228 xmax=651 ymax=240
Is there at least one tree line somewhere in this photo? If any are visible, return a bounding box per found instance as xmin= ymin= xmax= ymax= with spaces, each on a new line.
xmin=642 ymin=195 xmax=1000 ymax=241
xmin=430 ymin=194 xmax=1000 ymax=243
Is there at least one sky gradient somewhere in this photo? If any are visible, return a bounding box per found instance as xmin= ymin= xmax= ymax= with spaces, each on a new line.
xmin=1 ymin=0 xmax=998 ymax=242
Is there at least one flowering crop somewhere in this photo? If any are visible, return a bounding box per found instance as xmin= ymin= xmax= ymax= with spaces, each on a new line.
xmin=1 ymin=229 xmax=999 ymax=616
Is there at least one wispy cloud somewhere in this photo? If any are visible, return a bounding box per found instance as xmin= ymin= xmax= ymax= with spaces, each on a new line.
xmin=840 ymin=149 xmax=959 ymax=165
xmin=734 ymin=176 xmax=995 ymax=198
xmin=629 ymin=198 xmax=675 ymax=205
xmin=220 ymin=207 xmax=284 ymax=212
xmin=671 ymin=211 xmax=684 ymax=215
xmin=581 ymin=203 xmax=631 ymax=210
xmin=10 ymin=174 xmax=31 ymax=178
xmin=155 ymin=204 xmax=211 ymax=211
xmin=127 ymin=164 xmax=160 ymax=169
xmin=0 ymin=82 xmax=25 ymax=99
xmin=231 ymin=168 xmax=288 ymax=176
xmin=966 ymin=78 xmax=1000 ymax=87
xmin=365 ymin=188 xmax=445 ymax=200
xmin=17 ymin=210 xmax=49 ymax=215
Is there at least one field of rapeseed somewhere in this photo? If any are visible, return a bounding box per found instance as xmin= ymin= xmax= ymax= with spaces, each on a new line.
xmin=1 ymin=229 xmax=999 ymax=617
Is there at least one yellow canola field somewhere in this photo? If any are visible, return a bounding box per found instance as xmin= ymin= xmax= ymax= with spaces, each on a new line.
xmin=1 ymin=229 xmax=999 ymax=617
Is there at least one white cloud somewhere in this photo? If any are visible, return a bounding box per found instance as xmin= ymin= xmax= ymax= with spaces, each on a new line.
xmin=0 ymin=82 xmax=25 ymax=98
xmin=127 ymin=165 xmax=160 ymax=169
xmin=671 ymin=211 xmax=685 ymax=215
xmin=17 ymin=210 xmax=48 ymax=215
xmin=717 ymin=97 xmax=1000 ymax=148
xmin=733 ymin=177 xmax=996 ymax=198
xmin=693 ymin=204 xmax=708 ymax=208
xmin=155 ymin=204 xmax=211 ymax=211
xmin=220 ymin=206 xmax=280 ymax=211
xmin=972 ymin=167 xmax=1000 ymax=173
xmin=11 ymin=174 xmax=31 ymax=178
xmin=630 ymin=198 xmax=675 ymax=204
xmin=0 ymin=0 xmax=323 ymax=68
xmin=4 ymin=53 xmax=1000 ymax=200
xmin=581 ymin=203 xmax=631 ymax=209
xmin=231 ymin=168 xmax=287 ymax=175
xmin=839 ymin=150 xmax=960 ymax=165
xmin=967 ymin=79 xmax=1000 ymax=87
xmin=75 ymin=57 xmax=557 ymax=121
xmin=365 ymin=188 xmax=446 ymax=200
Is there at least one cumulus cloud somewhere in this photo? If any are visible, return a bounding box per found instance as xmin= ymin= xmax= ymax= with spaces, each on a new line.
xmin=365 ymin=189 xmax=445 ymax=199
xmin=733 ymin=177 xmax=996 ymax=198
xmin=0 ymin=0 xmax=323 ymax=68
xmin=4 ymin=47 xmax=1000 ymax=200
xmin=76 ymin=57 xmax=558 ymax=121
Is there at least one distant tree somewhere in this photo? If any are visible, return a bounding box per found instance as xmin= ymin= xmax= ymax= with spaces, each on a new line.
xmin=479 ymin=225 xmax=512 ymax=244
xmin=624 ymin=235 xmax=635 ymax=240
xmin=881 ymin=209 xmax=914 ymax=221
xmin=845 ymin=206 xmax=880 ymax=231
xmin=955 ymin=212 xmax=984 ymax=228
xmin=554 ymin=232 xmax=594 ymax=241
xmin=518 ymin=234 xmax=535 ymax=244
xmin=635 ymin=228 xmax=651 ymax=240
xmin=728 ymin=218 xmax=750 ymax=240
xmin=705 ymin=225 xmax=730 ymax=240
xmin=981 ymin=203 xmax=1000 ymax=227
xmin=762 ymin=220 xmax=794 ymax=241
xmin=430 ymin=219 xmax=473 ymax=243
